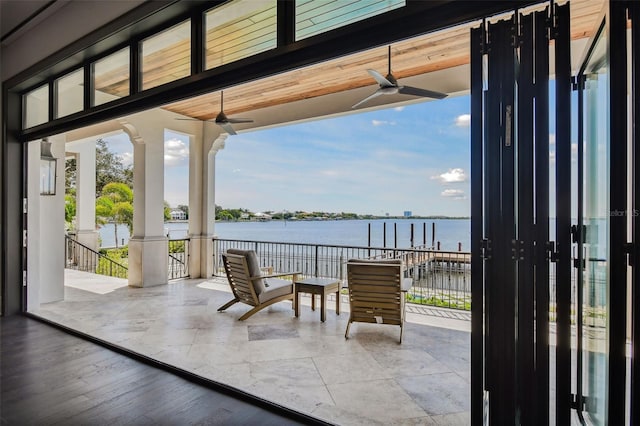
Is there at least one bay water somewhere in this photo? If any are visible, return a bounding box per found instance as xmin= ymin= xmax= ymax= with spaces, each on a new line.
xmin=99 ymin=218 xmax=471 ymax=252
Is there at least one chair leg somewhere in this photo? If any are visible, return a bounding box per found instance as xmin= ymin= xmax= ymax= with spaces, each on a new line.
xmin=345 ymin=320 xmax=352 ymax=339
xmin=399 ymin=323 xmax=404 ymax=344
xmin=217 ymin=298 xmax=239 ymax=312
xmin=238 ymin=304 xmax=272 ymax=321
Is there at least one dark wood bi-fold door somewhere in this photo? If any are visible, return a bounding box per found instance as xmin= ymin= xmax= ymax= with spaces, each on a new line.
xmin=470 ymin=4 xmax=573 ymax=424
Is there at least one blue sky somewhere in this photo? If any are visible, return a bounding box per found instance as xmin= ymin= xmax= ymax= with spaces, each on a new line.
xmin=104 ymin=94 xmax=472 ymax=217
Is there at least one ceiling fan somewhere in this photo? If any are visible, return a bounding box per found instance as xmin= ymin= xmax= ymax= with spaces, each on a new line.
xmin=176 ymin=91 xmax=253 ymax=135
xmin=352 ymin=46 xmax=448 ymax=109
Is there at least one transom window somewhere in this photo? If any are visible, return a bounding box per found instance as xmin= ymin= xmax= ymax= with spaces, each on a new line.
xmin=205 ymin=0 xmax=277 ymax=70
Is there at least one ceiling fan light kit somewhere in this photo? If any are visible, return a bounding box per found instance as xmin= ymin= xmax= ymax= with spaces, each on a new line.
xmin=352 ymin=46 xmax=447 ymax=109
xmin=175 ymin=91 xmax=253 ymax=135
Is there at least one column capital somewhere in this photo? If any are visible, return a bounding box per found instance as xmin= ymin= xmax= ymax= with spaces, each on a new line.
xmin=118 ymin=119 xmax=144 ymax=145
xmin=210 ymin=134 xmax=228 ymax=155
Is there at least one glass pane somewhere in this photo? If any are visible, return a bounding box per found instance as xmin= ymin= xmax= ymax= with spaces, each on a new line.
xmin=23 ymin=84 xmax=49 ymax=129
xmin=56 ymin=69 xmax=84 ymax=118
xmin=142 ymin=20 xmax=191 ymax=90
xmin=40 ymin=159 xmax=57 ymax=195
xmin=295 ymin=0 xmax=405 ymax=41
xmin=205 ymin=0 xmax=277 ymax=70
xmin=582 ymin=26 xmax=608 ymax=426
xmin=93 ymin=47 xmax=130 ymax=106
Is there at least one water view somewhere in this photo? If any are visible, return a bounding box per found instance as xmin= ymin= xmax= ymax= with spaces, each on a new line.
xmin=99 ymin=218 xmax=471 ymax=251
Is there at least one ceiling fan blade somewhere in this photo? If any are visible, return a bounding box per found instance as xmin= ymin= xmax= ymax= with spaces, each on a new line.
xmin=398 ymin=85 xmax=447 ymax=99
xmin=226 ymin=118 xmax=253 ymax=124
xmin=175 ymin=118 xmax=216 ymax=122
xmin=352 ymin=90 xmax=384 ymax=109
xmin=218 ymin=122 xmax=237 ymax=135
xmin=367 ymin=69 xmax=395 ymax=87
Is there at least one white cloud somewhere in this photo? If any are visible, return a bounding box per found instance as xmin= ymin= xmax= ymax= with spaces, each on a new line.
xmin=441 ymin=189 xmax=466 ymax=200
xmin=371 ymin=119 xmax=396 ymax=126
xmin=549 ymin=133 xmax=556 ymax=145
xmin=455 ymin=114 xmax=471 ymax=127
xmin=119 ymin=152 xmax=133 ymax=167
xmin=394 ymin=106 xmax=405 ymax=112
xmin=164 ymin=138 xmax=189 ymax=166
xmin=432 ymin=168 xmax=467 ymax=183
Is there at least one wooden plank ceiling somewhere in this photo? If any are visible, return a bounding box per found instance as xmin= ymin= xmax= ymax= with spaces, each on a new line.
xmin=95 ymin=0 xmax=604 ymax=120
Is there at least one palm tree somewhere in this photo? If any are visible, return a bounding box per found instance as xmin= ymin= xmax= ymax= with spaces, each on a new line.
xmin=96 ymin=182 xmax=133 ymax=248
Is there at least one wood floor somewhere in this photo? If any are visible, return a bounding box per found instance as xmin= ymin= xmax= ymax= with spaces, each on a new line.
xmin=0 ymin=315 xmax=319 ymax=425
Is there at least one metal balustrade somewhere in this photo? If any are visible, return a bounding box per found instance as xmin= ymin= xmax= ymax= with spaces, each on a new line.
xmin=65 ymin=235 xmax=128 ymax=279
xmin=168 ymin=238 xmax=190 ymax=279
xmin=213 ymin=238 xmax=472 ymax=310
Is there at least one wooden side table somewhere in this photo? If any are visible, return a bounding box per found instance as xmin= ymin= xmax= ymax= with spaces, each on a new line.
xmin=294 ymin=277 xmax=341 ymax=322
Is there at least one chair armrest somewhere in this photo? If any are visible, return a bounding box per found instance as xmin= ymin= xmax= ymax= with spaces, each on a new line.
xmin=249 ymin=271 xmax=302 ymax=280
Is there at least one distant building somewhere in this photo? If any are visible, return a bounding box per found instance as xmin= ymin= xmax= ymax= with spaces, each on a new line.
xmin=404 ymin=211 xmax=412 ymax=218
xmin=170 ymin=209 xmax=187 ymax=220
xmin=254 ymin=212 xmax=272 ymax=221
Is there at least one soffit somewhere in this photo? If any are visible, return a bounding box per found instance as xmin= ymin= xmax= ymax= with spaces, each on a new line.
xmin=151 ymin=0 xmax=603 ymax=121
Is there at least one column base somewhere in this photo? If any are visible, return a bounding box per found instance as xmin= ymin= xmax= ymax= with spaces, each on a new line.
xmin=128 ymin=236 xmax=168 ymax=287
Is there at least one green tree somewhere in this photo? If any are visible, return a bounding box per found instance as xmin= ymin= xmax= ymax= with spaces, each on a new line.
xmin=217 ymin=211 xmax=233 ymax=221
xmin=95 ymin=138 xmax=133 ymax=195
xmin=65 ymin=157 xmax=77 ymax=190
xmin=177 ymin=204 xmax=189 ymax=218
xmin=64 ymin=193 xmax=76 ymax=226
xmin=96 ymin=182 xmax=133 ymax=248
xmin=164 ymin=201 xmax=171 ymax=221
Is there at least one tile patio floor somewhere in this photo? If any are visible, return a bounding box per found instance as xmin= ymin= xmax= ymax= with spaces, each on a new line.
xmin=33 ymin=270 xmax=471 ymax=425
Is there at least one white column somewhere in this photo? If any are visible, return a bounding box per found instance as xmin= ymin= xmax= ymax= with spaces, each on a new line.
xmin=27 ymin=135 xmax=66 ymax=308
xmin=187 ymin=129 xmax=204 ymax=278
xmin=120 ymin=119 xmax=168 ymax=287
xmin=200 ymin=131 xmax=227 ymax=277
xmin=67 ymin=139 xmax=98 ymax=251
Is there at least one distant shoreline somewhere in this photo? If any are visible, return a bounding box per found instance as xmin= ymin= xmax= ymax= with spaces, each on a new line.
xmin=210 ymin=216 xmax=470 ymax=223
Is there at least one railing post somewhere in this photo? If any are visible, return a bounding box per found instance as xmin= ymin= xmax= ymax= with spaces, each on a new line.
xmin=315 ymin=245 xmax=319 ymax=277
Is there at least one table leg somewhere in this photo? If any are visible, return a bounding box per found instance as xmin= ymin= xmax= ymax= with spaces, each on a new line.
xmin=311 ymin=293 xmax=315 ymax=311
xmin=336 ymin=290 xmax=340 ymax=315
xmin=321 ymin=292 xmax=326 ymax=322
xmin=295 ymin=289 xmax=300 ymax=318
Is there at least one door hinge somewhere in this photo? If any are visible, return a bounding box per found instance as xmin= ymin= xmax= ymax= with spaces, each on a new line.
xmin=481 ymin=239 xmax=492 ymax=260
xmin=23 ymin=270 xmax=27 ymax=287
xmin=571 ymin=393 xmax=586 ymax=411
xmin=23 ymin=230 xmax=27 ymax=248
xmin=624 ymin=242 xmax=635 ymax=266
xmin=547 ymin=241 xmax=559 ymax=262
xmin=23 ymin=197 xmax=27 ymax=214
xmin=512 ymin=239 xmax=525 ymax=260
xmin=571 ymin=75 xmax=586 ymax=91
xmin=570 ymin=224 xmax=586 ymax=243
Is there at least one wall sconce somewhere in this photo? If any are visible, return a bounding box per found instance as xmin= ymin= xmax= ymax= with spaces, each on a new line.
xmin=40 ymin=138 xmax=57 ymax=196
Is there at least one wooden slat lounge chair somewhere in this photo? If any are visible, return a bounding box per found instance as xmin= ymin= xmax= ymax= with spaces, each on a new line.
xmin=345 ymin=258 xmax=408 ymax=343
xmin=218 ymin=249 xmax=300 ymax=321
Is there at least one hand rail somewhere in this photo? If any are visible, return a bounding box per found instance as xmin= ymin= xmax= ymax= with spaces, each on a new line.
xmin=65 ymin=235 xmax=128 ymax=279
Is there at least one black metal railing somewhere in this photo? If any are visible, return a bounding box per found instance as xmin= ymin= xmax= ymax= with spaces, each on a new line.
xmin=213 ymin=238 xmax=471 ymax=310
xmin=65 ymin=235 xmax=128 ymax=278
xmin=168 ymin=238 xmax=190 ymax=279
